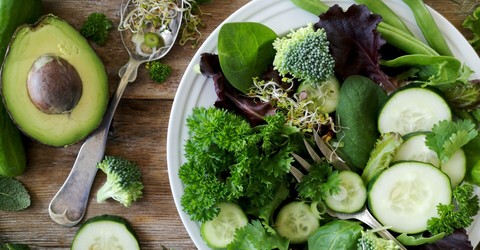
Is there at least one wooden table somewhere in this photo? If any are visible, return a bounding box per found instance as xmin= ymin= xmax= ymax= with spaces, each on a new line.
xmin=0 ymin=0 xmax=477 ymax=249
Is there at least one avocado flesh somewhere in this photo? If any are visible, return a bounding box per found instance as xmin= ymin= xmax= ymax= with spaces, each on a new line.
xmin=1 ymin=15 xmax=109 ymax=147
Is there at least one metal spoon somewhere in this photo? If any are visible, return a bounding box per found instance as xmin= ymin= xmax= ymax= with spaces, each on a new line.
xmin=48 ymin=0 xmax=183 ymax=226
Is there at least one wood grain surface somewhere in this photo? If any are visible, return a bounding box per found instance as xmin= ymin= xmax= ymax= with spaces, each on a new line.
xmin=0 ymin=0 xmax=478 ymax=249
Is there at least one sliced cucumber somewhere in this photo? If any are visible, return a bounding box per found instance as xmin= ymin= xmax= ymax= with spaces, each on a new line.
xmin=275 ymin=201 xmax=320 ymax=244
xmin=296 ymin=75 xmax=340 ymax=114
xmin=378 ymin=87 xmax=451 ymax=135
xmin=324 ymin=171 xmax=366 ymax=213
xmin=200 ymin=202 xmax=248 ymax=249
xmin=368 ymin=161 xmax=452 ymax=234
xmin=71 ymin=214 xmax=140 ymax=250
xmin=393 ymin=133 xmax=467 ymax=187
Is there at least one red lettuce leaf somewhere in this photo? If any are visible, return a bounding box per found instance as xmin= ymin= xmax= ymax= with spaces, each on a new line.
xmin=199 ymin=53 xmax=276 ymax=126
xmin=314 ymin=4 xmax=397 ymax=92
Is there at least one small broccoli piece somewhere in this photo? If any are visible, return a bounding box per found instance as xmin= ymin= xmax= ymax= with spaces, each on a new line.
xmin=272 ymin=23 xmax=335 ymax=84
xmin=357 ymin=228 xmax=401 ymax=250
xmin=80 ymin=13 xmax=113 ymax=46
xmin=96 ymin=156 xmax=144 ymax=207
xmin=146 ymin=61 xmax=173 ymax=83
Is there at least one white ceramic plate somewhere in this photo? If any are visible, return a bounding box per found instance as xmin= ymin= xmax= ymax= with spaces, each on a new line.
xmin=167 ymin=0 xmax=480 ymax=249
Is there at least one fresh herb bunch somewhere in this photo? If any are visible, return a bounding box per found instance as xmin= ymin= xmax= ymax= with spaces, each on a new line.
xmin=80 ymin=13 xmax=113 ymax=46
xmin=179 ymin=107 xmax=298 ymax=222
xmin=146 ymin=61 xmax=173 ymax=83
xmin=96 ymin=156 xmax=144 ymax=207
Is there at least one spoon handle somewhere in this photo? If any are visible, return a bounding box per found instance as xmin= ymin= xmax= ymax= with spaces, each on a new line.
xmin=48 ymin=58 xmax=142 ymax=226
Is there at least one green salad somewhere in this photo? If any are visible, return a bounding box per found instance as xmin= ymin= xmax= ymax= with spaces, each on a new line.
xmin=178 ymin=0 xmax=480 ymax=249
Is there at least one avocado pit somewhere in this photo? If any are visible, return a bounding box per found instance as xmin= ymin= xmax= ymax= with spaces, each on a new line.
xmin=27 ymin=54 xmax=83 ymax=114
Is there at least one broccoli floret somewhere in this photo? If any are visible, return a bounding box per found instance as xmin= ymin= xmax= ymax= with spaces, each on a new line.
xmin=96 ymin=156 xmax=144 ymax=207
xmin=80 ymin=13 xmax=113 ymax=46
xmin=357 ymin=228 xmax=401 ymax=250
xmin=146 ymin=61 xmax=173 ymax=83
xmin=272 ymin=23 xmax=335 ymax=84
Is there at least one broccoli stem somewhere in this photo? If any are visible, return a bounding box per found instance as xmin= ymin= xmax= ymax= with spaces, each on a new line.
xmin=96 ymin=183 xmax=115 ymax=203
xmin=402 ymin=0 xmax=453 ymax=56
xmin=290 ymin=0 xmax=439 ymax=55
xmin=354 ymin=0 xmax=414 ymax=37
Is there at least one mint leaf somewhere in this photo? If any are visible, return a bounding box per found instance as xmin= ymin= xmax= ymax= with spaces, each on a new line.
xmin=426 ymin=119 xmax=478 ymax=163
xmin=0 ymin=176 xmax=31 ymax=211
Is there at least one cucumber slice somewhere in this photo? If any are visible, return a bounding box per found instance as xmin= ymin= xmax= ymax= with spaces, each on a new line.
xmin=378 ymin=87 xmax=451 ymax=135
xmin=71 ymin=214 xmax=140 ymax=250
xmin=368 ymin=161 xmax=452 ymax=234
xmin=393 ymin=133 xmax=466 ymax=187
xmin=324 ymin=171 xmax=366 ymax=213
xmin=275 ymin=201 xmax=320 ymax=244
xmin=200 ymin=202 xmax=248 ymax=249
xmin=296 ymin=76 xmax=340 ymax=113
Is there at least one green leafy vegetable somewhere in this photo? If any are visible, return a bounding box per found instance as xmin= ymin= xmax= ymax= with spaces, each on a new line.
xmin=146 ymin=61 xmax=172 ymax=83
xmin=0 ymin=176 xmax=30 ymax=211
xmin=179 ymin=107 xmax=296 ymax=222
xmin=218 ymin=22 xmax=277 ymax=93
xmin=272 ymin=22 xmax=335 ymax=84
xmin=425 ymin=119 xmax=478 ymax=164
xmin=361 ymin=132 xmax=403 ymax=184
xmin=297 ymin=161 xmax=340 ymax=202
xmin=80 ymin=12 xmax=113 ymax=46
xmin=307 ymin=220 xmax=363 ymax=250
xmin=463 ymin=5 xmax=480 ymax=50
xmin=227 ymin=220 xmax=289 ymax=250
xmin=427 ymin=183 xmax=480 ymax=235
xmin=0 ymin=241 xmax=31 ymax=250
xmin=96 ymin=156 xmax=144 ymax=207
xmin=396 ymin=232 xmax=445 ymax=246
xmin=335 ymin=75 xmax=388 ymax=169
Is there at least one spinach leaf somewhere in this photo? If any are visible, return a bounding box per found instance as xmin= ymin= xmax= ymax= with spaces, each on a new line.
xmin=464 ymin=134 xmax=480 ymax=185
xmin=308 ymin=220 xmax=362 ymax=250
xmin=335 ymin=75 xmax=388 ymax=169
xmin=218 ymin=22 xmax=277 ymax=93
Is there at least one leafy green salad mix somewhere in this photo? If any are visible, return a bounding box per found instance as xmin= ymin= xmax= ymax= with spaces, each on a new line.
xmin=178 ymin=0 xmax=480 ymax=249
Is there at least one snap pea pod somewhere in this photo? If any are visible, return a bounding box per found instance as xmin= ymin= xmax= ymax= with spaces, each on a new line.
xmin=402 ymin=0 xmax=453 ymax=56
xmin=354 ymin=0 xmax=414 ymax=36
xmin=290 ymin=0 xmax=438 ymax=55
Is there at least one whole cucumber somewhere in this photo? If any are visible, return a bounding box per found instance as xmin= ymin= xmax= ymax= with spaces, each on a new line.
xmin=0 ymin=0 xmax=42 ymax=176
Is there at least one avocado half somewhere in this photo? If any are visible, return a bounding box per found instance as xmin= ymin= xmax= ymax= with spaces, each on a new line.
xmin=0 ymin=14 xmax=109 ymax=147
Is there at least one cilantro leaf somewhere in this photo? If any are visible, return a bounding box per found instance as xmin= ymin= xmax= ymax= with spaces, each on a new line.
xmin=0 ymin=176 xmax=31 ymax=211
xmin=425 ymin=119 xmax=478 ymax=163
xmin=227 ymin=220 xmax=289 ymax=250
xmin=297 ymin=161 xmax=340 ymax=202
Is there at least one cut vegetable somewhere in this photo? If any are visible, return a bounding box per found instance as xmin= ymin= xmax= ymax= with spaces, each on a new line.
xmin=275 ymin=201 xmax=320 ymax=244
xmin=393 ymin=133 xmax=466 ymax=187
xmin=378 ymin=87 xmax=451 ymax=135
xmin=71 ymin=214 xmax=140 ymax=250
xmin=200 ymin=202 xmax=248 ymax=249
xmin=324 ymin=171 xmax=366 ymax=213
xmin=368 ymin=161 xmax=452 ymax=234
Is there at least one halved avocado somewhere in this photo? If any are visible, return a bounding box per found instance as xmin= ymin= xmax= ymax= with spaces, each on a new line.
xmin=0 ymin=14 xmax=109 ymax=147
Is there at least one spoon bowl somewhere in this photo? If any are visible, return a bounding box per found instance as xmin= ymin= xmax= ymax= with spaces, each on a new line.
xmin=48 ymin=0 xmax=184 ymax=227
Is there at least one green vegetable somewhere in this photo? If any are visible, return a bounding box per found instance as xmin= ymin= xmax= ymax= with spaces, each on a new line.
xmin=357 ymin=227 xmax=401 ymax=250
xmin=402 ymin=0 xmax=453 ymax=56
xmin=396 ymin=232 xmax=445 ymax=246
xmin=0 ymin=176 xmax=30 ymax=211
xmin=425 ymin=119 xmax=478 ymax=164
xmin=290 ymin=0 xmax=438 ymax=56
xmin=80 ymin=12 xmax=113 ymax=46
xmin=71 ymin=214 xmax=140 ymax=249
xmin=307 ymin=220 xmax=363 ymax=250
xmin=179 ymin=107 xmax=295 ymax=222
xmin=463 ymin=6 xmax=480 ymax=50
xmin=96 ymin=156 xmax=144 ymax=207
xmin=275 ymin=201 xmax=320 ymax=244
xmin=324 ymin=170 xmax=366 ymax=213
xmin=228 ymin=220 xmax=289 ymax=250
xmin=335 ymin=75 xmax=388 ymax=169
xmin=361 ymin=132 xmax=403 ymax=185
xmin=427 ymin=183 xmax=480 ymax=235
xmin=146 ymin=61 xmax=172 ymax=83
xmin=297 ymin=161 xmax=340 ymax=202
xmin=354 ymin=0 xmax=413 ymax=36
xmin=0 ymin=242 xmax=30 ymax=250
xmin=218 ymin=22 xmax=277 ymax=93
xmin=295 ymin=76 xmax=340 ymax=114
xmin=0 ymin=97 xmax=26 ymax=177
xmin=272 ymin=22 xmax=335 ymax=84
xmin=143 ymin=32 xmax=163 ymax=48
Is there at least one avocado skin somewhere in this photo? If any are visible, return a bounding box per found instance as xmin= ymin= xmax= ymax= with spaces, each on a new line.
xmin=1 ymin=15 xmax=109 ymax=147
xmin=0 ymin=0 xmax=41 ymax=176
